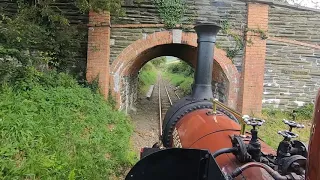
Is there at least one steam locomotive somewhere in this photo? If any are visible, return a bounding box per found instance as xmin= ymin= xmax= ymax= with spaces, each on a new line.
xmin=125 ymin=24 xmax=320 ymax=180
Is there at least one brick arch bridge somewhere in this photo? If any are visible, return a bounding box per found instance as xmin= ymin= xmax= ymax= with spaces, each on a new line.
xmin=86 ymin=0 xmax=320 ymax=114
xmin=109 ymin=31 xmax=240 ymax=111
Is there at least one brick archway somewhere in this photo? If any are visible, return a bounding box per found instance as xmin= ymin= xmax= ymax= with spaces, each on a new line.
xmin=109 ymin=31 xmax=240 ymax=110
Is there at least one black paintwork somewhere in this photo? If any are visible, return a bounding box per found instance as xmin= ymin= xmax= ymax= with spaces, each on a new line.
xmin=126 ymin=148 xmax=227 ymax=180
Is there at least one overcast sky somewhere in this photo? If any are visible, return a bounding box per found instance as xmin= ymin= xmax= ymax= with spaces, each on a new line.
xmin=288 ymin=0 xmax=320 ymax=8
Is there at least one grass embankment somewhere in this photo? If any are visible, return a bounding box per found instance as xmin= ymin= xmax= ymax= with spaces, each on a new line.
xmin=0 ymin=72 xmax=135 ymax=179
xmin=163 ymin=72 xmax=193 ymax=95
xmin=259 ymin=105 xmax=313 ymax=149
xmin=138 ymin=62 xmax=157 ymax=95
xmin=163 ymin=61 xmax=194 ymax=96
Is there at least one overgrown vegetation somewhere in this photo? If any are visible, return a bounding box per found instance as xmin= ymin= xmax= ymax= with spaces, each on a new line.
xmin=138 ymin=62 xmax=157 ymax=95
xmin=0 ymin=71 xmax=135 ymax=179
xmin=150 ymin=56 xmax=166 ymax=68
xmin=0 ymin=1 xmax=85 ymax=84
xmin=259 ymin=105 xmax=314 ymax=149
xmin=138 ymin=57 xmax=168 ymax=95
xmin=0 ymin=1 xmax=136 ymax=179
xmin=164 ymin=61 xmax=194 ymax=95
xmin=0 ymin=0 xmax=125 ymax=85
xmin=75 ymin=0 xmax=123 ymax=15
xmin=219 ymin=20 xmax=268 ymax=60
xmin=154 ymin=0 xmax=187 ymax=28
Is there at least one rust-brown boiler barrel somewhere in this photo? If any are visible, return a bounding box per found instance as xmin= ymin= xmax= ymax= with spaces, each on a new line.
xmin=306 ymin=89 xmax=320 ymax=180
xmin=170 ymin=109 xmax=276 ymax=179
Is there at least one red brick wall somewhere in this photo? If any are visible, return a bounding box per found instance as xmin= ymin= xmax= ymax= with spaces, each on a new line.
xmin=238 ymin=3 xmax=269 ymax=115
xmin=86 ymin=11 xmax=111 ymax=97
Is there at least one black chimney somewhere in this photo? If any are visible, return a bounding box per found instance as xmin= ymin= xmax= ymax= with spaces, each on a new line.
xmin=192 ymin=24 xmax=221 ymax=100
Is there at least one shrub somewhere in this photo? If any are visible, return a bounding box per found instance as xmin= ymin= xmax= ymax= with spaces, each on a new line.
xmin=166 ymin=61 xmax=194 ymax=77
xmin=164 ymin=61 xmax=194 ymax=96
xmin=150 ymin=57 xmax=166 ymax=67
xmin=294 ymin=103 xmax=314 ymax=120
xmin=0 ymin=2 xmax=85 ymax=85
xmin=0 ymin=72 xmax=134 ymax=179
xmin=179 ymin=77 xmax=193 ymax=95
xmin=138 ymin=63 xmax=157 ymax=94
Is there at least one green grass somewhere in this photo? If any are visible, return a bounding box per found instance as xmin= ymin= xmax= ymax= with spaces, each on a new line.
xmin=163 ymin=72 xmax=193 ymax=96
xmin=0 ymin=72 xmax=135 ymax=179
xmin=138 ymin=63 xmax=157 ymax=95
xmin=259 ymin=108 xmax=312 ymax=149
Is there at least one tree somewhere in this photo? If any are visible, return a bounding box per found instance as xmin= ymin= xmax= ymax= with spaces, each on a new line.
xmin=151 ymin=57 xmax=166 ymax=67
xmin=75 ymin=0 xmax=124 ymax=15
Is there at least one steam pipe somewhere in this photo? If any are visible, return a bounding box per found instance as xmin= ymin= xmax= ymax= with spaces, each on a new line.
xmin=192 ymin=24 xmax=221 ymax=100
xmin=230 ymin=162 xmax=289 ymax=180
xmin=212 ymin=147 xmax=237 ymax=158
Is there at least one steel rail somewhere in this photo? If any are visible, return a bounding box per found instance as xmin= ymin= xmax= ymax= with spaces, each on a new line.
xmin=174 ymin=90 xmax=180 ymax=99
xmin=164 ymin=85 xmax=173 ymax=106
xmin=158 ymin=77 xmax=163 ymax=137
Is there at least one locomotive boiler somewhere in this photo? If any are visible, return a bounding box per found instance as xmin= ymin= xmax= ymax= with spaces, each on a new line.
xmin=125 ymin=24 xmax=320 ymax=180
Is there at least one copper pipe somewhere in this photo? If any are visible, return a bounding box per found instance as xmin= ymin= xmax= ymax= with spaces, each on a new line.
xmin=231 ymin=162 xmax=288 ymax=180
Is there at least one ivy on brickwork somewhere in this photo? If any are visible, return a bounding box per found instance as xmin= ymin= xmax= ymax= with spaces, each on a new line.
xmin=246 ymin=28 xmax=268 ymax=40
xmin=219 ymin=20 xmax=268 ymax=60
xmin=220 ymin=20 xmax=245 ymax=60
xmin=154 ymin=0 xmax=187 ymax=28
xmin=75 ymin=0 xmax=124 ymax=15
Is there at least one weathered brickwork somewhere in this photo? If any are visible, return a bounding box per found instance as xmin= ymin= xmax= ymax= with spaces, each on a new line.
xmin=212 ymin=80 xmax=227 ymax=103
xmin=112 ymin=0 xmax=247 ymax=28
xmin=110 ymin=27 xmax=243 ymax=69
xmin=86 ymin=1 xmax=320 ymax=113
xmin=269 ymin=6 xmax=320 ymax=46
xmin=0 ymin=0 xmax=18 ymax=15
xmin=110 ymin=29 xmax=240 ymax=110
xmin=111 ymin=0 xmax=247 ymax=68
xmin=265 ymin=4 xmax=320 ymax=109
xmin=86 ymin=11 xmax=110 ymax=97
xmin=3 ymin=0 xmax=320 ymax=113
xmin=120 ymin=75 xmax=139 ymax=112
xmin=238 ymin=3 xmax=269 ymax=114
xmin=110 ymin=27 xmax=166 ymax=64
xmin=192 ymin=0 xmax=247 ymax=29
xmin=264 ymin=40 xmax=320 ymax=109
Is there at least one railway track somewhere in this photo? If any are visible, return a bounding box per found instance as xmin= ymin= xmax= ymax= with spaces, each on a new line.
xmin=158 ymin=76 xmax=180 ymax=137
